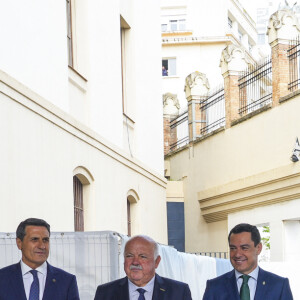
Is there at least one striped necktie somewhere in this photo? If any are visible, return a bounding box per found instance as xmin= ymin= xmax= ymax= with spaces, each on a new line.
xmin=240 ymin=274 xmax=250 ymax=300
xmin=137 ymin=288 xmax=146 ymax=300
xmin=29 ymin=270 xmax=39 ymax=300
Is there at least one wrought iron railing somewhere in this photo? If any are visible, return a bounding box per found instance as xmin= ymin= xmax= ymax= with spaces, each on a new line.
xmin=200 ymin=86 xmax=225 ymax=135
xmin=169 ymin=109 xmax=189 ymax=151
xmin=288 ymin=36 xmax=300 ymax=92
xmin=238 ymin=57 xmax=272 ymax=115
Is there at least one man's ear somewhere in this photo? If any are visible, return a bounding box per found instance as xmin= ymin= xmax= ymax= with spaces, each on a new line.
xmin=16 ymin=238 xmax=22 ymax=250
xmin=155 ymin=255 xmax=161 ymax=268
xmin=256 ymin=242 xmax=262 ymax=255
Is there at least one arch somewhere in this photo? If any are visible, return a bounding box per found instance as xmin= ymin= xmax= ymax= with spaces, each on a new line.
xmin=73 ymin=166 xmax=94 ymax=231
xmin=126 ymin=189 xmax=140 ymax=236
xmin=73 ymin=166 xmax=94 ymax=184
xmin=127 ymin=189 xmax=139 ymax=203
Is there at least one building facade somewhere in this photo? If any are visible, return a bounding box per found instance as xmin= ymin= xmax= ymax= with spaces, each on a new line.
xmin=161 ymin=0 xmax=258 ymax=112
xmin=164 ymin=5 xmax=300 ymax=261
xmin=161 ymin=0 xmax=260 ymax=251
xmin=0 ymin=0 xmax=168 ymax=243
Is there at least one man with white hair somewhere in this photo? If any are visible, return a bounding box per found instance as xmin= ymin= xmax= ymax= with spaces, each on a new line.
xmin=94 ymin=235 xmax=192 ymax=300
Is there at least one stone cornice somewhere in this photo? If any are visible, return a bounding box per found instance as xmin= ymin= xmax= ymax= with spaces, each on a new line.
xmin=162 ymin=35 xmax=232 ymax=45
xmin=199 ymin=164 xmax=300 ymax=223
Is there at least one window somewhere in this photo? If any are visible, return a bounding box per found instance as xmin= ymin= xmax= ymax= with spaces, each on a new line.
xmin=258 ymin=34 xmax=265 ymax=45
xmin=162 ymin=58 xmax=176 ymax=76
xmin=161 ymin=24 xmax=167 ymax=32
xmin=170 ymin=20 xmax=178 ymax=31
xmin=178 ymin=19 xmax=186 ymax=31
xmin=66 ymin=0 xmax=73 ymax=67
xmin=238 ymin=29 xmax=243 ymax=42
xmin=127 ymin=199 xmax=131 ymax=236
xmin=228 ymin=17 xmax=232 ymax=28
xmin=73 ymin=175 xmax=84 ymax=231
xmin=120 ymin=16 xmax=130 ymax=114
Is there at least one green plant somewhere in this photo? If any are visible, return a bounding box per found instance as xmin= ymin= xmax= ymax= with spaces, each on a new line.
xmin=261 ymin=225 xmax=270 ymax=250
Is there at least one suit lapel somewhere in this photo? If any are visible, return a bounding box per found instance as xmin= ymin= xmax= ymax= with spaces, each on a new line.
xmin=116 ymin=277 xmax=130 ymax=300
xmin=254 ymin=268 xmax=268 ymax=300
xmin=226 ymin=270 xmax=240 ymax=300
xmin=152 ymin=274 xmax=166 ymax=300
xmin=10 ymin=263 xmax=27 ymax=300
xmin=42 ymin=263 xmax=58 ymax=300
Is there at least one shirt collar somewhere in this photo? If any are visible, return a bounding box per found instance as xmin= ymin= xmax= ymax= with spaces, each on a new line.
xmin=235 ymin=265 xmax=259 ymax=281
xmin=128 ymin=275 xmax=156 ymax=294
xmin=20 ymin=260 xmax=48 ymax=276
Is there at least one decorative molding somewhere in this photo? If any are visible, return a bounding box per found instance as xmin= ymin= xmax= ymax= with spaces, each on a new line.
xmin=185 ymin=71 xmax=210 ymax=90
xmin=199 ymin=165 xmax=300 ymax=223
xmin=267 ymin=6 xmax=300 ymax=44
xmin=220 ymin=44 xmax=250 ymax=76
xmin=184 ymin=71 xmax=210 ymax=99
xmin=163 ymin=93 xmax=180 ymax=116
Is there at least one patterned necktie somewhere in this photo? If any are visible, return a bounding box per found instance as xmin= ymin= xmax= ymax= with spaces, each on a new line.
xmin=29 ymin=270 xmax=39 ymax=300
xmin=137 ymin=288 xmax=146 ymax=300
xmin=240 ymin=274 xmax=250 ymax=300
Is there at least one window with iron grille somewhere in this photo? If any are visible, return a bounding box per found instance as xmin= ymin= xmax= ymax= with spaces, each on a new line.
xmin=73 ymin=175 xmax=84 ymax=231
xmin=127 ymin=199 xmax=131 ymax=237
xmin=66 ymin=0 xmax=73 ymax=67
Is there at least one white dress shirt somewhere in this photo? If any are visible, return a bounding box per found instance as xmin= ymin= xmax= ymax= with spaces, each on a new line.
xmin=128 ymin=276 xmax=155 ymax=300
xmin=235 ymin=266 xmax=259 ymax=300
xmin=20 ymin=260 xmax=47 ymax=300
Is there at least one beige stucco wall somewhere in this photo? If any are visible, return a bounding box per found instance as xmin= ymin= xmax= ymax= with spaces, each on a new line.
xmin=0 ymin=67 xmax=167 ymax=243
xmin=166 ymin=92 xmax=300 ymax=253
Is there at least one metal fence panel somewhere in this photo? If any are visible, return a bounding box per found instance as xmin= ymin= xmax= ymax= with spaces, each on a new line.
xmin=238 ymin=57 xmax=272 ymax=115
xmin=0 ymin=231 xmax=119 ymax=300
xmin=288 ymin=36 xmax=300 ymax=92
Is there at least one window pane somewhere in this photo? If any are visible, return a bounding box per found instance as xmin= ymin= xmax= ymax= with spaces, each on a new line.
xmin=179 ymin=19 xmax=186 ymax=31
xmin=168 ymin=58 xmax=176 ymax=76
xmin=161 ymin=24 xmax=167 ymax=32
xmin=170 ymin=20 xmax=177 ymax=31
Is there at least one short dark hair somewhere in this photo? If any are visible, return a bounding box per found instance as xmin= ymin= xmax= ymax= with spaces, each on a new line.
xmin=16 ymin=218 xmax=51 ymax=241
xmin=228 ymin=223 xmax=261 ymax=246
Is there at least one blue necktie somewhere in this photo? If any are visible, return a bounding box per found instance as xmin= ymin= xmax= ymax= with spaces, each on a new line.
xmin=29 ymin=270 xmax=39 ymax=300
xmin=137 ymin=288 xmax=146 ymax=300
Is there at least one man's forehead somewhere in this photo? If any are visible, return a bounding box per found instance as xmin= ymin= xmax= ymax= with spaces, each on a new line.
xmin=125 ymin=238 xmax=154 ymax=252
xmin=25 ymin=225 xmax=50 ymax=235
xmin=230 ymin=232 xmax=254 ymax=244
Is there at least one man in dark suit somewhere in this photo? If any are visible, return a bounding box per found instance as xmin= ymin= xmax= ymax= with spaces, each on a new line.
xmin=0 ymin=218 xmax=80 ymax=300
xmin=203 ymin=223 xmax=293 ymax=300
xmin=94 ymin=235 xmax=192 ymax=300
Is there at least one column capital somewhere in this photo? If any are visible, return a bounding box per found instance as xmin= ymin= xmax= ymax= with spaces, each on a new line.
xmin=220 ymin=44 xmax=249 ymax=77
xmin=267 ymin=7 xmax=300 ymax=45
xmin=184 ymin=71 xmax=210 ymax=100
xmin=163 ymin=93 xmax=180 ymax=117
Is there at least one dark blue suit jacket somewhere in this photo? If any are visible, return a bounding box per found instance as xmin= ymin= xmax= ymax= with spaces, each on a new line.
xmin=0 ymin=262 xmax=80 ymax=300
xmin=202 ymin=268 xmax=293 ymax=300
xmin=94 ymin=273 xmax=192 ymax=300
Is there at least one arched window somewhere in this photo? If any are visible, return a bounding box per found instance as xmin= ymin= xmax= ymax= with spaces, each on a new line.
xmin=73 ymin=166 xmax=94 ymax=232
xmin=127 ymin=198 xmax=131 ymax=236
xmin=127 ymin=189 xmax=139 ymax=236
xmin=73 ymin=175 xmax=84 ymax=231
